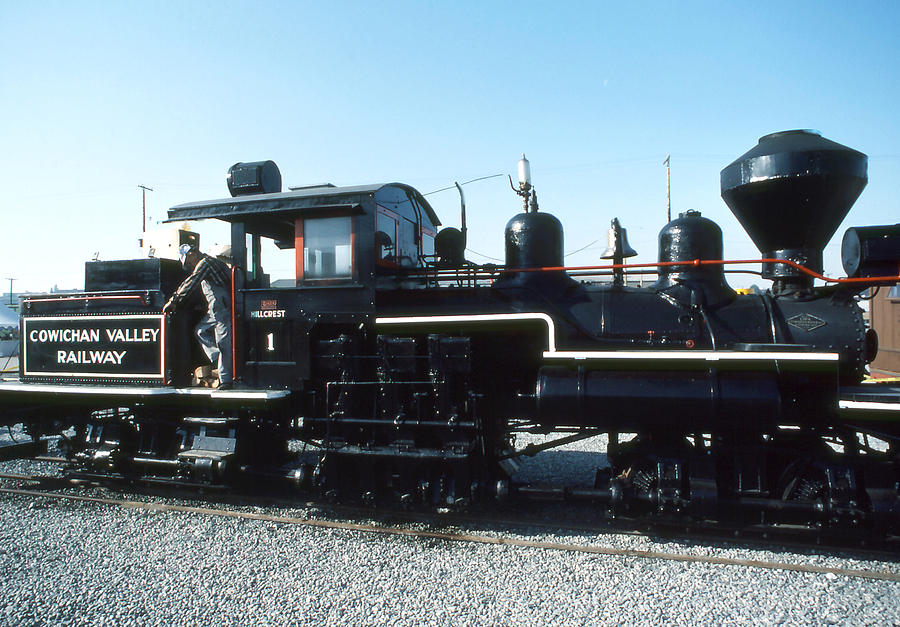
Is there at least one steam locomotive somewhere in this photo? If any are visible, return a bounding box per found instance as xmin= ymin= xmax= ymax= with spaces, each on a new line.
xmin=2 ymin=130 xmax=899 ymax=532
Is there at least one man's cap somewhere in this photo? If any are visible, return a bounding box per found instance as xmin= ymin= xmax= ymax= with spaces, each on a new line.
xmin=179 ymin=243 xmax=198 ymax=266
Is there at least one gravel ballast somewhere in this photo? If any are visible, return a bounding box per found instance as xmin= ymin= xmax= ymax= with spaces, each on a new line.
xmin=1 ymin=494 xmax=899 ymax=627
xmin=2 ymin=428 xmax=899 ymax=625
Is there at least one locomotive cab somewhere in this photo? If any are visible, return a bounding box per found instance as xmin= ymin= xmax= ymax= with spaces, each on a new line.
xmin=166 ymin=180 xmax=441 ymax=389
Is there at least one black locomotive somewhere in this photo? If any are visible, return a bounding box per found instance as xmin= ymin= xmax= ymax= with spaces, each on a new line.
xmin=2 ymin=130 xmax=900 ymax=532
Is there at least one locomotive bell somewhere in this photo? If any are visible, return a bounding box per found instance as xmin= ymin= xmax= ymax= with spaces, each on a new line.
xmin=721 ymin=130 xmax=867 ymax=292
xmin=600 ymin=219 xmax=638 ymax=260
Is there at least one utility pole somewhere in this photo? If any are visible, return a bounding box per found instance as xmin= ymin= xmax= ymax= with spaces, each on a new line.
xmin=663 ymin=154 xmax=671 ymax=223
xmin=138 ymin=184 xmax=153 ymax=246
xmin=5 ymin=277 xmax=14 ymax=306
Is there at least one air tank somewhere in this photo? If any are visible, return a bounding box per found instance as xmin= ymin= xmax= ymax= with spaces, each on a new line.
xmin=720 ymin=130 xmax=867 ymax=293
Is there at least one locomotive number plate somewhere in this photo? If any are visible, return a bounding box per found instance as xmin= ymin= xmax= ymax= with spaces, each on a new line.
xmin=22 ymin=315 xmax=165 ymax=379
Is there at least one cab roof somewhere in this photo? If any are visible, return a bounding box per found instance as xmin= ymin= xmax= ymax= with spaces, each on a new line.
xmin=166 ymin=182 xmax=441 ymax=226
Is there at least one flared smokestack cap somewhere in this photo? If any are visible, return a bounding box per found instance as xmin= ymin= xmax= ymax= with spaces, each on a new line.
xmin=720 ymin=130 xmax=867 ymax=290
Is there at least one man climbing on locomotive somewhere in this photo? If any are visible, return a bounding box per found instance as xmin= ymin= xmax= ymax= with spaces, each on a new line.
xmin=163 ymin=244 xmax=233 ymax=390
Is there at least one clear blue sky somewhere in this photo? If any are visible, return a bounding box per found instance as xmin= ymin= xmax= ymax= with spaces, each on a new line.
xmin=2 ymin=1 xmax=898 ymax=292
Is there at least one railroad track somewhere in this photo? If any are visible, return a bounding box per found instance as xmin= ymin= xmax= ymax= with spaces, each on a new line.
xmin=1 ymin=471 xmax=897 ymax=583
xmin=5 ymin=461 xmax=898 ymax=555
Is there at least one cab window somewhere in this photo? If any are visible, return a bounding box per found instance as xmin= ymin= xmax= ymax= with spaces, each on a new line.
xmin=422 ymin=227 xmax=436 ymax=258
xmin=301 ymin=216 xmax=352 ymax=279
xmin=399 ymin=216 xmax=418 ymax=264
xmin=376 ymin=209 xmax=398 ymax=265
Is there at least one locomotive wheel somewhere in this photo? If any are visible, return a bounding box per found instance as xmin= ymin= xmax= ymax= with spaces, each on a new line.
xmin=776 ymin=458 xmax=868 ymax=528
xmin=779 ymin=460 xmax=828 ymax=503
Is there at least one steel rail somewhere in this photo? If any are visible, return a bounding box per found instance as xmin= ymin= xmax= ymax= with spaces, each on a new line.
xmin=0 ymin=473 xmax=42 ymax=481
xmin=0 ymin=481 xmax=897 ymax=583
xmin=2 ymin=468 xmax=898 ymax=553
xmin=1 ymin=469 xmax=897 ymax=557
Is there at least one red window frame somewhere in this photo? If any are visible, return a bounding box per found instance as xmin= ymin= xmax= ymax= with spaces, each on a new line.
xmin=294 ymin=215 xmax=357 ymax=284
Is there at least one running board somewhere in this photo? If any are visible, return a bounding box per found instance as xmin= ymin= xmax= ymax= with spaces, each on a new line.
xmin=0 ymin=380 xmax=290 ymax=401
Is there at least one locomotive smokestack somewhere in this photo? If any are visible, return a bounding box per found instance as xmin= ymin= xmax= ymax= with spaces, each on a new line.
xmin=720 ymin=130 xmax=867 ymax=294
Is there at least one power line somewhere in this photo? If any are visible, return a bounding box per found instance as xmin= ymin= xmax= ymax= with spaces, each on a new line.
xmin=424 ymin=173 xmax=505 ymax=196
xmin=464 ymin=248 xmax=503 ymax=263
xmin=565 ymin=239 xmax=600 ymax=258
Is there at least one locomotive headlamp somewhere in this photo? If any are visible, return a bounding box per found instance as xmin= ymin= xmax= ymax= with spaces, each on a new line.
xmin=841 ymin=224 xmax=900 ymax=279
xmin=226 ymin=160 xmax=282 ymax=197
